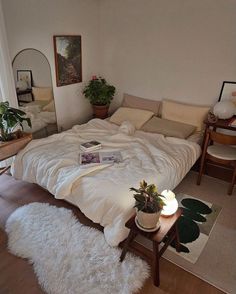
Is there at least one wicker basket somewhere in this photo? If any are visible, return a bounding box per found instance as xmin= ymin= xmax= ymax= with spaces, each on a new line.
xmin=0 ymin=132 xmax=32 ymax=161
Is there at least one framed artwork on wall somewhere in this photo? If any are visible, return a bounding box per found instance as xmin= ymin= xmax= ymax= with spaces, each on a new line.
xmin=53 ymin=35 xmax=82 ymax=87
xmin=218 ymin=81 xmax=236 ymax=102
xmin=17 ymin=70 xmax=33 ymax=89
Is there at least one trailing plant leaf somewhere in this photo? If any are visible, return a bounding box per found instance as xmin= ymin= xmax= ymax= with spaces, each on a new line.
xmin=0 ymin=102 xmax=31 ymax=142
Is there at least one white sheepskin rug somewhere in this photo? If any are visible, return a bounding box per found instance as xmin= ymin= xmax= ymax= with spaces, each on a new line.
xmin=6 ymin=203 xmax=150 ymax=294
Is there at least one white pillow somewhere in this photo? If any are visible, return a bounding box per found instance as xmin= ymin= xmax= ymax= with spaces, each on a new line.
xmin=162 ymin=100 xmax=210 ymax=132
xmin=32 ymin=87 xmax=54 ymax=101
xmin=110 ymin=107 xmax=154 ymax=129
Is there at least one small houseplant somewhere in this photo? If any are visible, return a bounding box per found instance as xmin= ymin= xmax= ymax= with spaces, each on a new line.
xmin=130 ymin=180 xmax=165 ymax=230
xmin=0 ymin=101 xmax=31 ymax=142
xmin=83 ymin=76 xmax=116 ymax=119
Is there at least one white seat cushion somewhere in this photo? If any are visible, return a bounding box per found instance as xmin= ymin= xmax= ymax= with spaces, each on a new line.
xmin=207 ymin=145 xmax=236 ymax=160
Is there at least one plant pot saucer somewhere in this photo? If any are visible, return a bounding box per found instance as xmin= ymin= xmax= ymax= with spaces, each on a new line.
xmin=135 ymin=216 xmax=161 ymax=232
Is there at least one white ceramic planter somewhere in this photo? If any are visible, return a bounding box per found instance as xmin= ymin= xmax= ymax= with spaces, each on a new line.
xmin=136 ymin=210 xmax=161 ymax=229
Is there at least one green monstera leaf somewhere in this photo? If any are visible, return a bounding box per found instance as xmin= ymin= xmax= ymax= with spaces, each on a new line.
xmin=170 ymin=197 xmax=212 ymax=253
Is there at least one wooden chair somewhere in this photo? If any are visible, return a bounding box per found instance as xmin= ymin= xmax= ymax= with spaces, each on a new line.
xmin=197 ymin=129 xmax=236 ymax=195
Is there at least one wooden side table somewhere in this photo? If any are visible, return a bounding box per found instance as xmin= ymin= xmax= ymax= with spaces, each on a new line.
xmin=0 ymin=132 xmax=32 ymax=175
xmin=120 ymin=208 xmax=182 ymax=287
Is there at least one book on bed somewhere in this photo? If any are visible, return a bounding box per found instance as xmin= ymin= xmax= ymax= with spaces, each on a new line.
xmin=80 ymin=140 xmax=102 ymax=152
xmin=79 ymin=151 xmax=122 ymax=166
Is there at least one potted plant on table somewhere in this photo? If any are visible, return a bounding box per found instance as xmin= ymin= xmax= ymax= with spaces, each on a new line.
xmin=130 ymin=180 xmax=165 ymax=230
xmin=0 ymin=101 xmax=31 ymax=142
xmin=83 ymin=76 xmax=116 ymax=119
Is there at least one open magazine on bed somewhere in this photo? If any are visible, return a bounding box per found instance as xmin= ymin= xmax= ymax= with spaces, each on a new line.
xmin=79 ymin=151 xmax=122 ymax=166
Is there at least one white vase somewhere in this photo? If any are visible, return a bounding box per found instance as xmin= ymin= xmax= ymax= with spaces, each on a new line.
xmin=136 ymin=210 xmax=161 ymax=229
xmin=213 ymin=101 xmax=235 ymax=119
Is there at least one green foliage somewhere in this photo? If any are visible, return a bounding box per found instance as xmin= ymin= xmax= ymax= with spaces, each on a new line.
xmin=130 ymin=180 xmax=165 ymax=213
xmin=0 ymin=102 xmax=31 ymax=141
xmin=83 ymin=77 xmax=116 ymax=106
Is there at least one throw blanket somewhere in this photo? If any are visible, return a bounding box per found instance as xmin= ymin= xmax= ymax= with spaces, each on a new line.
xmin=12 ymin=119 xmax=201 ymax=246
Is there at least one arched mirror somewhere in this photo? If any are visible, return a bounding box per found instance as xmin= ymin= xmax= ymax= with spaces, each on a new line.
xmin=12 ymin=49 xmax=58 ymax=139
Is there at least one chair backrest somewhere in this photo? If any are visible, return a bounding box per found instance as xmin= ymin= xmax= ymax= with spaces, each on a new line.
xmin=208 ymin=130 xmax=236 ymax=145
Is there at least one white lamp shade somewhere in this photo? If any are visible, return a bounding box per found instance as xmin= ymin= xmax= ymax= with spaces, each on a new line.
xmin=161 ymin=190 xmax=178 ymax=216
xmin=213 ymin=101 xmax=235 ymax=119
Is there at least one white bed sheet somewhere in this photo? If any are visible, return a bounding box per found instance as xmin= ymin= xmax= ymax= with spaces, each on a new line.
xmin=12 ymin=119 xmax=201 ymax=246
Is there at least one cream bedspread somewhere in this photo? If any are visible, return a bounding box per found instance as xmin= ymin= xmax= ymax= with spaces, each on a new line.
xmin=12 ymin=119 xmax=201 ymax=246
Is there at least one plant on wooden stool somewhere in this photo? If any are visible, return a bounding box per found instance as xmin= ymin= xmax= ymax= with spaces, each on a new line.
xmin=130 ymin=180 xmax=165 ymax=230
xmin=83 ymin=76 xmax=116 ymax=119
xmin=0 ymin=102 xmax=31 ymax=142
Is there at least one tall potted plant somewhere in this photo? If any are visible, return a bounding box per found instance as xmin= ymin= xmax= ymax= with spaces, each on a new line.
xmin=130 ymin=180 xmax=165 ymax=230
xmin=83 ymin=76 xmax=116 ymax=119
xmin=0 ymin=101 xmax=31 ymax=142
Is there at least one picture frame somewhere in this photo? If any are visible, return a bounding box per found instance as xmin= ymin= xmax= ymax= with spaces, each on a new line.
xmin=17 ymin=70 xmax=33 ymax=89
xmin=218 ymin=81 xmax=236 ymax=102
xmin=53 ymin=35 xmax=82 ymax=87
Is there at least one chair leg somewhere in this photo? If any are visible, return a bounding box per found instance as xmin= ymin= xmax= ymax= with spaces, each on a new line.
xmin=197 ymin=131 xmax=210 ymax=186
xmin=197 ymin=157 xmax=206 ymax=185
xmin=228 ymin=166 xmax=236 ymax=195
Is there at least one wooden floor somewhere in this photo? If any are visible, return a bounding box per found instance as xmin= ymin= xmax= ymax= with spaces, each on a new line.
xmin=0 ymin=174 xmax=224 ymax=294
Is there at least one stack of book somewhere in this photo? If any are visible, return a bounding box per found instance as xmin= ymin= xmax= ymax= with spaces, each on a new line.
xmin=80 ymin=140 xmax=102 ymax=152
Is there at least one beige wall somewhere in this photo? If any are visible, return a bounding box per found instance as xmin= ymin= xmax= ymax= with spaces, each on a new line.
xmin=99 ymin=0 xmax=236 ymax=112
xmin=2 ymin=0 xmax=236 ymax=126
xmin=2 ymin=0 xmax=100 ymax=130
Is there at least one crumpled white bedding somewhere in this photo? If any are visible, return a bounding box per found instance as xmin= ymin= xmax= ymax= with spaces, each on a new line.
xmin=12 ymin=119 xmax=201 ymax=246
xmin=20 ymin=105 xmax=56 ymax=132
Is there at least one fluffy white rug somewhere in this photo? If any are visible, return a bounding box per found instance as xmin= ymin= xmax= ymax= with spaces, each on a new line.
xmin=6 ymin=203 xmax=150 ymax=294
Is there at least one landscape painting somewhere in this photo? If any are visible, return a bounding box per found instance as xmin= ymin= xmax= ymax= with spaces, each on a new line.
xmin=53 ymin=35 xmax=82 ymax=87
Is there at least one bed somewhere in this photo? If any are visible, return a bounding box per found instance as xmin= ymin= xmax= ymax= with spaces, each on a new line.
xmin=12 ymin=95 xmax=209 ymax=246
xmin=20 ymin=100 xmax=58 ymax=139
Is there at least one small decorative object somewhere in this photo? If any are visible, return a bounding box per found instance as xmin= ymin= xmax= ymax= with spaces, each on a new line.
xmin=213 ymin=101 xmax=235 ymax=119
xmin=83 ymin=76 xmax=116 ymax=119
xmin=160 ymin=190 xmax=178 ymax=216
xmin=130 ymin=180 xmax=165 ymax=231
xmin=53 ymin=35 xmax=82 ymax=87
xmin=17 ymin=70 xmax=32 ymax=89
xmin=207 ymin=110 xmax=218 ymax=123
xmin=0 ymin=102 xmax=31 ymax=142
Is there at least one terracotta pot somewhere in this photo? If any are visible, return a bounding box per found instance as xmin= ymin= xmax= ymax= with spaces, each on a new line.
xmin=136 ymin=210 xmax=161 ymax=229
xmin=92 ymin=104 xmax=109 ymax=119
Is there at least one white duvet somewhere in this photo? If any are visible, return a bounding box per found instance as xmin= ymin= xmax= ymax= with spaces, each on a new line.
xmin=12 ymin=119 xmax=201 ymax=246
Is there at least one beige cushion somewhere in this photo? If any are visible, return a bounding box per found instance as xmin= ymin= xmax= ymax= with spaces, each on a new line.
xmin=42 ymin=100 xmax=55 ymax=112
xmin=122 ymin=93 xmax=161 ymax=116
xmin=207 ymin=145 xmax=236 ymax=160
xmin=32 ymin=87 xmax=54 ymax=101
xmin=162 ymin=100 xmax=210 ymax=132
xmin=110 ymin=107 xmax=154 ymax=129
xmin=141 ymin=117 xmax=196 ymax=139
